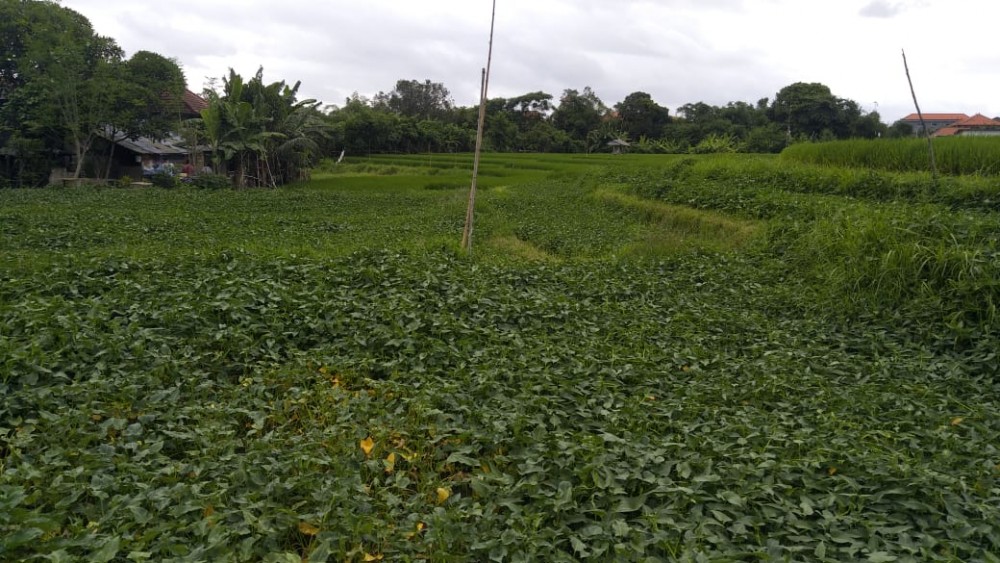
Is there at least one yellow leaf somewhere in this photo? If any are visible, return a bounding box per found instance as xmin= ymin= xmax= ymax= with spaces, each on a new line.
xmin=298 ymin=521 xmax=320 ymax=536
xmin=436 ymin=487 xmax=451 ymax=504
xmin=360 ymin=437 xmax=374 ymax=457
xmin=950 ymin=417 xmax=964 ymax=426
xmin=318 ymin=366 xmax=328 ymax=375
xmin=827 ymin=467 xmax=838 ymax=476
xmin=384 ymin=452 xmax=396 ymax=474
xmin=363 ymin=553 xmax=383 ymax=561
xmin=404 ymin=521 xmax=426 ymax=540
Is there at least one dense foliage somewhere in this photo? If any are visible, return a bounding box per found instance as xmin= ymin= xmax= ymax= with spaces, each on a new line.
xmin=323 ymin=82 xmax=891 ymax=157
xmin=0 ymin=0 xmax=185 ymax=187
xmin=198 ymin=68 xmax=330 ymax=188
xmin=1 ymin=154 xmax=998 ymax=561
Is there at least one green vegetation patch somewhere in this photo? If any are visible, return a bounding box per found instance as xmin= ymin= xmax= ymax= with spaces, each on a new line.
xmin=593 ymin=188 xmax=761 ymax=255
xmin=2 ymin=153 xmax=999 ymax=561
xmin=782 ymin=137 xmax=1000 ymax=176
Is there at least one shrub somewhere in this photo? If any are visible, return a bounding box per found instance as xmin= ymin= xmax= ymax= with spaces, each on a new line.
xmin=150 ymin=171 xmax=178 ymax=188
xmin=689 ymin=133 xmax=739 ymax=154
xmin=191 ymin=173 xmax=231 ymax=190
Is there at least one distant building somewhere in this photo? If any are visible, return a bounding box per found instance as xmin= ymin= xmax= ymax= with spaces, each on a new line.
xmin=898 ymin=113 xmax=969 ymax=136
xmin=931 ymin=113 xmax=1000 ymax=137
xmin=93 ymin=89 xmax=211 ymax=181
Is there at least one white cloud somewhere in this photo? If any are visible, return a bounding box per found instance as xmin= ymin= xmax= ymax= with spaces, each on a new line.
xmin=859 ymin=1 xmax=909 ymax=18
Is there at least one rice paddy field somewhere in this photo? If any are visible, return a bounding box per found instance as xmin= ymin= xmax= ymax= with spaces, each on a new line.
xmin=1 ymin=152 xmax=999 ymax=561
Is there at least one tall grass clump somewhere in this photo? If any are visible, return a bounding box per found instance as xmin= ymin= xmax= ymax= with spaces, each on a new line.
xmin=620 ymin=153 xmax=1000 ymax=211
xmin=783 ymin=204 xmax=1000 ymax=336
xmin=602 ymin=156 xmax=1000 ymax=339
xmin=782 ymin=137 xmax=1000 ymax=176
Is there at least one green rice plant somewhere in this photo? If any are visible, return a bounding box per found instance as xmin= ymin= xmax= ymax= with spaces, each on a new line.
xmin=782 ymin=137 xmax=1000 ymax=176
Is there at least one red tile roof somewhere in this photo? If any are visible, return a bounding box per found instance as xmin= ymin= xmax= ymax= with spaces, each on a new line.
xmin=952 ymin=113 xmax=1000 ymax=127
xmin=931 ymin=114 xmax=1000 ymax=137
xmin=900 ymin=113 xmax=968 ymax=122
xmin=182 ymin=89 xmax=209 ymax=114
xmin=160 ymin=88 xmax=209 ymax=117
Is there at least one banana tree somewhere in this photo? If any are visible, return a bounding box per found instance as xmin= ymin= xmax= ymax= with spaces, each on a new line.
xmin=197 ymin=67 xmax=330 ymax=187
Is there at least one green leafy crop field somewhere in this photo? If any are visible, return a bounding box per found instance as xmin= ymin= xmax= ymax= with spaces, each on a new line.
xmin=1 ymin=154 xmax=998 ymax=561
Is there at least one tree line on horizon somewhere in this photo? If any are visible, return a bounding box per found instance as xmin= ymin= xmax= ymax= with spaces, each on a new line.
xmin=2 ymin=0 xmax=914 ymax=188
xmin=321 ymin=79 xmax=910 ymax=157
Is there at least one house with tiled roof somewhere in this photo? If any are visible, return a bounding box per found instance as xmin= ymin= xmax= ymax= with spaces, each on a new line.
xmin=93 ymin=88 xmax=210 ymax=181
xmin=899 ymin=113 xmax=969 ymax=136
xmin=931 ymin=113 xmax=1000 ymax=137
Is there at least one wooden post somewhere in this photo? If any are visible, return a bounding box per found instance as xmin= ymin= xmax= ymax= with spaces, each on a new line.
xmin=461 ymin=0 xmax=497 ymax=254
xmin=902 ymin=49 xmax=939 ymax=188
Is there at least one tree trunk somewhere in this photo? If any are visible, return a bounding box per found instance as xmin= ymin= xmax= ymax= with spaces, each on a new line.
xmin=103 ymin=139 xmax=117 ymax=180
xmin=72 ymin=138 xmax=86 ymax=179
xmin=235 ymin=153 xmax=245 ymax=188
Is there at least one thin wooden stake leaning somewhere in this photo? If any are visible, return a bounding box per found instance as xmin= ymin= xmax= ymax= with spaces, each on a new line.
xmin=902 ymin=49 xmax=939 ymax=188
xmin=462 ymin=69 xmax=487 ymax=252
xmin=461 ymin=0 xmax=497 ymax=254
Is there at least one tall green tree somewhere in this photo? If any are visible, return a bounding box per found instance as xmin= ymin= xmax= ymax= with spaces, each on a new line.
xmin=504 ymin=91 xmax=554 ymax=128
xmin=1 ymin=1 xmax=185 ymax=183
xmin=552 ymin=87 xmax=607 ymax=143
xmin=1 ymin=1 xmax=122 ymax=178
xmin=615 ymin=91 xmax=670 ymax=140
xmin=768 ymin=82 xmax=845 ymax=140
xmin=374 ymin=79 xmax=453 ymax=120
xmin=125 ymin=50 xmax=186 ymax=138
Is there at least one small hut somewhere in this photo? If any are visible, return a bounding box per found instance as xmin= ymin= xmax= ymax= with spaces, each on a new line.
xmin=607 ymin=139 xmax=631 ymax=155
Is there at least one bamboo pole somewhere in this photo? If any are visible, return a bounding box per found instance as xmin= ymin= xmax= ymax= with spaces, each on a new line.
xmin=461 ymin=69 xmax=487 ymax=252
xmin=902 ymin=49 xmax=939 ymax=187
xmin=461 ymin=0 xmax=497 ymax=254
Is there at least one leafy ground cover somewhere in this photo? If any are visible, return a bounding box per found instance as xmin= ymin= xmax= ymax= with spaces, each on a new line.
xmin=1 ymin=154 xmax=998 ymax=561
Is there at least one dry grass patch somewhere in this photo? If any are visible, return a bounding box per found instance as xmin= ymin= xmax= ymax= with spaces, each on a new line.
xmin=486 ymin=235 xmax=558 ymax=262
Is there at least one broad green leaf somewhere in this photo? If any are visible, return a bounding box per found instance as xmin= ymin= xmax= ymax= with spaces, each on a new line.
xmin=90 ymin=537 xmax=121 ymax=563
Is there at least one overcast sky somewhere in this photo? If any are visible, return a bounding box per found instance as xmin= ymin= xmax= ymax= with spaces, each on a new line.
xmin=61 ymin=0 xmax=1000 ymax=123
